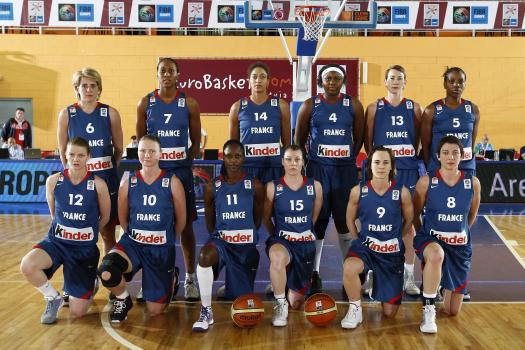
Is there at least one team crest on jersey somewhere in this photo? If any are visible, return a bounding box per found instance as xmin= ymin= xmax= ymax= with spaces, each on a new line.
xmin=315 ymin=97 xmax=321 ymax=104
xmin=465 ymin=104 xmax=472 ymax=113
xmin=464 ymin=178 xmax=471 ymax=189
xmin=392 ymin=190 xmax=400 ymax=200
xmin=242 ymin=99 xmax=248 ymax=106
xmin=343 ymin=98 xmax=350 ymax=106
xmin=377 ymin=99 xmax=384 ymax=109
xmin=362 ymin=186 xmax=369 ymax=193
xmin=406 ymin=100 xmax=413 ymax=109
xmin=57 ymin=174 xmax=64 ymax=186
xmin=178 ymin=98 xmax=185 ymax=107
xmin=271 ymin=98 xmax=278 ymax=106
xmin=162 ymin=178 xmax=170 ymax=188
xmin=307 ymin=185 xmax=314 ymax=195
xmin=130 ymin=175 xmax=137 ymax=187
xmin=436 ymin=104 xmax=443 ymax=114
xmin=276 ymin=184 xmax=283 ymax=192
xmin=431 ymin=177 xmax=439 ymax=185
xmin=244 ymin=180 xmax=252 ymax=189
xmin=215 ymin=180 xmax=222 ymax=188
xmin=69 ymin=107 xmax=76 ymax=114
xmin=100 ymin=108 xmax=108 ymax=117
xmin=87 ymin=180 xmax=95 ymax=191
xmin=149 ymin=96 xmax=156 ymax=103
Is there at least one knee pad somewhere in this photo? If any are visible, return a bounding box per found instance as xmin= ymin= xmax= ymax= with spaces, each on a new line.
xmin=97 ymin=252 xmax=128 ymax=288
xmin=314 ymin=219 xmax=329 ymax=239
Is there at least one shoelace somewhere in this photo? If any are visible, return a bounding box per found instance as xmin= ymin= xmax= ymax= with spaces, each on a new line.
xmin=44 ymin=298 xmax=58 ymax=313
xmin=114 ymin=300 xmax=127 ymax=314
xmin=273 ymin=302 xmax=285 ymax=317
xmin=198 ymin=307 xmax=211 ymax=322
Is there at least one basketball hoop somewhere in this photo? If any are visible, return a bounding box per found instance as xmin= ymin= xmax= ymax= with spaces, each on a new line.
xmin=295 ymin=5 xmax=330 ymax=41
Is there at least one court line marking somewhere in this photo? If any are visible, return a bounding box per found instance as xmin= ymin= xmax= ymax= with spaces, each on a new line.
xmin=100 ymin=302 xmax=143 ymax=350
xmin=484 ymin=215 xmax=525 ymax=271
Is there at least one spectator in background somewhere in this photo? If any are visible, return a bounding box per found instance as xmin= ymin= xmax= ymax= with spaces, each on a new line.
xmin=2 ymin=137 xmax=24 ymax=159
xmin=122 ymin=135 xmax=138 ymax=158
xmin=474 ymin=133 xmax=493 ymax=157
xmin=520 ymin=146 xmax=525 ymax=161
xmin=1 ymin=107 xmax=32 ymax=149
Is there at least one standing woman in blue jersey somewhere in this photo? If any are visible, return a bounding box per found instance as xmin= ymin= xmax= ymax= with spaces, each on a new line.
xmin=97 ymin=135 xmax=187 ymax=323
xmin=295 ymin=64 xmax=365 ymax=293
xmin=57 ymin=68 xmax=123 ymax=257
xmin=192 ymin=140 xmax=264 ymax=332
xmin=229 ymin=61 xmax=291 ymax=184
xmin=413 ymin=136 xmax=481 ymax=333
xmin=20 ymin=137 xmax=110 ymax=324
xmin=263 ymin=145 xmax=323 ymax=327
xmin=365 ymin=65 xmax=423 ymax=296
xmin=342 ymin=146 xmax=413 ymax=329
xmin=421 ymin=67 xmax=481 ymax=177
xmin=136 ymin=57 xmax=202 ymax=301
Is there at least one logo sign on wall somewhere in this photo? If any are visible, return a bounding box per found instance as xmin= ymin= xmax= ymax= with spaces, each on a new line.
xmin=129 ymin=0 xmax=183 ymax=28
xmin=109 ymin=1 xmax=125 ymax=24
xmin=28 ymin=0 xmax=45 ymax=24
xmin=0 ymin=2 xmax=14 ymax=20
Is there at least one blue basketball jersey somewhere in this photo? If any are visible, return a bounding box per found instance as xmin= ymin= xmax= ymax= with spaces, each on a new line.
xmin=308 ymin=94 xmax=355 ymax=166
xmin=373 ymin=98 xmax=418 ymax=170
xmin=125 ymin=170 xmax=176 ymax=246
xmin=212 ymin=173 xmax=257 ymax=244
xmin=67 ymin=103 xmax=116 ymax=176
xmin=238 ymin=97 xmax=282 ymax=167
xmin=357 ymin=181 xmax=404 ymax=256
xmin=146 ymin=90 xmax=190 ymax=169
xmin=428 ymin=99 xmax=476 ymax=171
xmin=273 ymin=177 xmax=316 ymax=241
xmin=422 ymin=171 xmax=473 ymax=248
xmin=48 ymin=170 xmax=100 ymax=246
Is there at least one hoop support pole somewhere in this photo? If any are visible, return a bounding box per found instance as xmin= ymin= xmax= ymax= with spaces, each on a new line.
xmin=312 ymin=0 xmax=348 ymax=63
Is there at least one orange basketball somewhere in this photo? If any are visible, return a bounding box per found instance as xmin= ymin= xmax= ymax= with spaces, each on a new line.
xmin=304 ymin=293 xmax=338 ymax=327
xmin=230 ymin=294 xmax=265 ymax=328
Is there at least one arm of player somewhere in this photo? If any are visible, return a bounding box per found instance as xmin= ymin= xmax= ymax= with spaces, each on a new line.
xmin=117 ymin=172 xmax=130 ymax=232
xmin=279 ymin=99 xmax=291 ymax=148
xmin=294 ymin=99 xmax=312 ymax=152
xmin=109 ymin=107 xmax=123 ymax=167
xmin=171 ymin=175 xmax=187 ymax=236
xmin=203 ymin=181 xmax=215 ymax=234
xmin=412 ymin=175 xmax=429 ymax=232
xmin=364 ymin=102 xmax=377 ymax=154
xmin=57 ymin=108 xmax=69 ymax=168
xmin=400 ymin=186 xmax=414 ymax=238
xmin=413 ymin=101 xmax=423 ymax=156
xmin=253 ymin=178 xmax=265 ymax=229
xmin=263 ymin=182 xmax=276 ymax=235
xmin=352 ymin=97 xmax=366 ymax=155
xmin=187 ymin=97 xmax=202 ymax=161
xmin=471 ymin=104 xmax=481 ymax=157
xmin=346 ymin=185 xmax=360 ymax=240
xmin=468 ymin=176 xmax=481 ymax=228
xmin=421 ymin=104 xmax=434 ymax=166
xmin=312 ymin=180 xmax=323 ymax=226
xmin=94 ymin=175 xmax=110 ymax=228
xmin=45 ymin=173 xmax=59 ymax=220
xmin=136 ymin=96 xmax=148 ymax=140
xmin=228 ymin=101 xmax=241 ymax=140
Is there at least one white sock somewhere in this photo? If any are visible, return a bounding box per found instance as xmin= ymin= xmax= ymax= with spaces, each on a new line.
xmin=36 ymin=281 xmax=59 ymax=299
xmin=314 ymin=239 xmax=324 ymax=272
xmin=274 ymin=293 xmax=286 ymax=302
xmin=186 ymin=272 xmax=196 ymax=282
xmin=404 ymin=263 xmax=414 ymax=274
xmin=423 ymin=292 xmax=437 ymax=299
xmin=196 ymin=265 xmax=213 ymax=307
xmin=116 ymin=290 xmax=129 ymax=299
xmin=349 ymin=299 xmax=361 ymax=308
xmin=338 ymin=233 xmax=353 ymax=259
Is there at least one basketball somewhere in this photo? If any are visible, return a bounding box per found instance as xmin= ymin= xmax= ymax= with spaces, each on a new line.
xmin=230 ymin=294 xmax=265 ymax=328
xmin=304 ymin=293 xmax=338 ymax=327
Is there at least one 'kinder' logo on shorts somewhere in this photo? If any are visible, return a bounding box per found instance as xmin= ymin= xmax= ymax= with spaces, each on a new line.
xmin=244 ymin=143 xmax=280 ymax=157
xmin=130 ymin=229 xmax=167 ymax=245
xmin=362 ymin=236 xmax=400 ymax=253
xmin=430 ymin=229 xmax=468 ymax=245
xmin=54 ymin=224 xmax=94 ymax=242
xmin=219 ymin=229 xmax=254 ymax=244
xmin=161 ymin=147 xmax=186 ymax=161
xmin=279 ymin=230 xmax=316 ymax=242
xmin=87 ymin=156 xmax=113 ymax=171
xmin=317 ymin=144 xmax=350 ymax=158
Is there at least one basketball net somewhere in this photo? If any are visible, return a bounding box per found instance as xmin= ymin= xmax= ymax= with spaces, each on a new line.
xmin=295 ymin=6 xmax=330 ymax=41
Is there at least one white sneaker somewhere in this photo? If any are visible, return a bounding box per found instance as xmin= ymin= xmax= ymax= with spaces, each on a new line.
xmin=362 ymin=270 xmax=373 ymax=297
xmin=341 ymin=303 xmax=362 ymax=329
xmin=420 ymin=304 xmax=437 ymax=333
xmin=184 ymin=279 xmax=200 ymax=301
xmin=404 ymin=271 xmax=421 ymax=296
xmin=192 ymin=305 xmax=214 ymax=332
xmin=272 ymin=299 xmax=288 ymax=327
xmin=216 ymin=285 xmax=226 ymax=298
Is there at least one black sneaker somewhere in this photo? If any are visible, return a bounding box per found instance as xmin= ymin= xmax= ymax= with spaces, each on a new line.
xmin=62 ymin=291 xmax=70 ymax=307
xmin=310 ymin=271 xmax=323 ymax=294
xmin=110 ymin=295 xmax=133 ymax=323
xmin=171 ymin=267 xmax=180 ymax=303
xmin=136 ymin=288 xmax=145 ymax=303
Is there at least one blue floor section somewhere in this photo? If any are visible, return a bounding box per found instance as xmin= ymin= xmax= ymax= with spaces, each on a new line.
xmin=2 ymin=202 xmax=525 ymax=302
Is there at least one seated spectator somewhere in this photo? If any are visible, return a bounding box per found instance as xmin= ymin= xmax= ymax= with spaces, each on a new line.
xmin=520 ymin=146 xmax=525 ymax=161
xmin=2 ymin=137 xmax=24 ymax=159
xmin=474 ymin=133 xmax=494 ymax=157
xmin=1 ymin=107 xmax=32 ymax=149
xmin=122 ymin=135 xmax=138 ymax=158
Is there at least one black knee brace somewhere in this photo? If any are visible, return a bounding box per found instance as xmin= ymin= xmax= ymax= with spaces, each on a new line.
xmin=97 ymin=252 xmax=128 ymax=288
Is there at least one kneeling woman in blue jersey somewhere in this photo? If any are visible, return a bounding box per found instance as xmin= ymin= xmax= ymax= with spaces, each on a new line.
xmin=343 ymin=146 xmax=413 ymax=329
xmin=192 ymin=140 xmax=264 ymax=332
xmin=20 ymin=137 xmax=110 ymax=324
xmin=97 ymin=135 xmax=187 ymax=323
xmin=264 ymin=144 xmax=323 ymax=327
xmin=413 ymin=135 xmax=480 ymax=333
